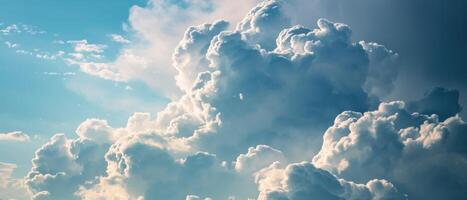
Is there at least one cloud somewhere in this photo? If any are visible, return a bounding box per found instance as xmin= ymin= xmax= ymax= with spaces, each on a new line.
xmin=360 ymin=42 xmax=399 ymax=98
xmin=43 ymin=71 xmax=76 ymax=76
xmin=0 ymin=162 xmax=31 ymax=200
xmin=235 ymin=145 xmax=286 ymax=173
xmin=312 ymin=101 xmax=467 ymax=199
xmin=25 ymin=120 xmax=115 ymax=200
xmin=109 ymin=34 xmax=131 ymax=44
xmin=77 ymin=139 xmax=247 ymax=200
xmin=255 ymin=162 xmax=405 ymax=200
xmin=67 ymin=40 xmax=107 ymax=53
xmin=92 ymin=0 xmax=260 ymax=98
xmin=185 ymin=4 xmax=397 ymax=158
xmin=64 ymin=59 xmax=126 ymax=82
xmin=0 ymin=131 xmax=30 ymax=142
xmin=75 ymin=119 xmax=123 ymax=144
xmin=185 ymin=195 xmax=205 ymax=200
xmin=407 ymin=87 xmax=462 ymax=121
xmin=4 ymin=41 xmax=18 ymax=48
xmin=35 ymin=51 xmax=65 ymax=60
xmin=281 ymin=0 xmax=467 ymax=117
xmin=236 ymin=0 xmax=290 ymax=51
xmin=0 ymin=24 xmax=20 ymax=35
xmin=18 ymin=0 xmax=467 ymax=199
xmin=0 ymin=162 xmax=17 ymax=188
xmin=27 ymin=1 xmax=402 ymax=198
xmin=173 ymin=20 xmax=229 ymax=92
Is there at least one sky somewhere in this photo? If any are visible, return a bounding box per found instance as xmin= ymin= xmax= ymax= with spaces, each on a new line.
xmin=0 ymin=0 xmax=466 ymax=200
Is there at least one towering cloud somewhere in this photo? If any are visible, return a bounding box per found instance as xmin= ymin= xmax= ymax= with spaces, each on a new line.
xmin=20 ymin=0 xmax=467 ymax=200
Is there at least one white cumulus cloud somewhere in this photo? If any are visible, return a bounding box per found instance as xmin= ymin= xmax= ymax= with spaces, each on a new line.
xmin=313 ymin=101 xmax=467 ymax=199
xmin=17 ymin=0 xmax=467 ymax=200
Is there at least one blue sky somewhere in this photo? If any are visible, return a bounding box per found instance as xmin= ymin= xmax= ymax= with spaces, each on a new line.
xmin=1 ymin=0 xmax=467 ymax=200
xmin=0 ymin=0 xmax=168 ymax=177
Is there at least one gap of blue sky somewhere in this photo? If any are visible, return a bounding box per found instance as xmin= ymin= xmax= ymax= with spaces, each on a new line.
xmin=0 ymin=0 xmax=169 ymax=177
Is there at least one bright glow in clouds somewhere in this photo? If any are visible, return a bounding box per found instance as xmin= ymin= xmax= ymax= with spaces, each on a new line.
xmin=2 ymin=0 xmax=466 ymax=200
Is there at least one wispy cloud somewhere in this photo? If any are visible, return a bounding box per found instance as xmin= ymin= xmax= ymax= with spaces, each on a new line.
xmin=0 ymin=162 xmax=16 ymax=187
xmin=0 ymin=21 xmax=136 ymax=84
xmin=35 ymin=50 xmax=65 ymax=60
xmin=67 ymin=40 xmax=106 ymax=53
xmin=0 ymin=23 xmax=45 ymax=36
xmin=0 ymin=162 xmax=31 ymax=199
xmin=109 ymin=34 xmax=131 ymax=44
xmin=43 ymin=71 xmax=76 ymax=76
xmin=4 ymin=41 xmax=18 ymax=48
xmin=0 ymin=24 xmax=20 ymax=35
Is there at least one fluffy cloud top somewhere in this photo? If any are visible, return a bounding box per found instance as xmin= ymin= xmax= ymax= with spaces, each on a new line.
xmin=145 ymin=0 xmax=398 ymax=162
xmin=25 ymin=128 xmax=111 ymax=199
xmin=313 ymin=101 xmax=467 ymax=199
xmin=235 ymin=145 xmax=286 ymax=173
xmin=75 ymin=119 xmax=123 ymax=144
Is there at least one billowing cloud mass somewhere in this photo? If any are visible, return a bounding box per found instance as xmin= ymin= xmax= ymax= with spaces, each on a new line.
xmin=313 ymin=101 xmax=467 ymax=199
xmin=68 ymin=0 xmax=261 ymax=98
xmin=25 ymin=134 xmax=109 ymax=200
xmin=19 ymin=0 xmax=467 ymax=200
xmin=0 ymin=131 xmax=30 ymax=142
xmin=256 ymin=162 xmax=405 ymax=200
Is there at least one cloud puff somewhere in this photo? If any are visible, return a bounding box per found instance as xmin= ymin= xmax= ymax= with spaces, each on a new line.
xmin=186 ymin=6 xmax=397 ymax=158
xmin=235 ymin=145 xmax=286 ymax=173
xmin=360 ymin=42 xmax=399 ymax=98
xmin=236 ymin=0 xmax=290 ymax=51
xmin=77 ymin=138 xmax=250 ymax=200
xmin=25 ymin=119 xmax=114 ymax=200
xmin=0 ymin=131 xmax=30 ymax=142
xmin=173 ymin=20 xmax=229 ymax=92
xmin=312 ymin=101 xmax=467 ymax=199
xmin=75 ymin=119 xmax=123 ymax=144
xmin=255 ymin=162 xmax=405 ymax=200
